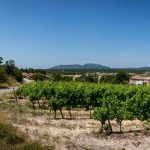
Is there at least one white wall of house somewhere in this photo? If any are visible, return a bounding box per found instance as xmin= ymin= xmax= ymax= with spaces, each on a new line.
xmin=130 ymin=79 xmax=150 ymax=85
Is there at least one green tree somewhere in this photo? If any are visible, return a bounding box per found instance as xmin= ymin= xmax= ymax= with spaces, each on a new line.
xmin=51 ymin=73 xmax=62 ymax=81
xmin=0 ymin=67 xmax=7 ymax=83
xmin=5 ymin=60 xmax=15 ymax=75
xmin=13 ymin=67 xmax=23 ymax=82
xmin=85 ymin=76 xmax=98 ymax=83
xmin=115 ymin=71 xmax=130 ymax=84
xmin=5 ymin=60 xmax=23 ymax=82
xmin=0 ymin=57 xmax=3 ymax=65
xmin=100 ymin=75 xmax=116 ymax=84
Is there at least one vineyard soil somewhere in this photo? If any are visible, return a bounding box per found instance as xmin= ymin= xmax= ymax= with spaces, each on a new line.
xmin=0 ymin=90 xmax=150 ymax=150
xmin=10 ymin=109 xmax=150 ymax=150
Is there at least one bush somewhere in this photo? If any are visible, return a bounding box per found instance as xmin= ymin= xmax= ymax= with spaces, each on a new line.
xmin=0 ymin=67 xmax=7 ymax=83
xmin=32 ymin=73 xmax=46 ymax=81
xmin=93 ymin=107 xmax=111 ymax=133
xmin=100 ymin=75 xmax=116 ymax=84
xmin=5 ymin=59 xmax=23 ymax=82
xmin=13 ymin=67 xmax=23 ymax=82
xmin=20 ymin=142 xmax=55 ymax=150
xmin=0 ymin=122 xmax=25 ymax=144
xmin=0 ymin=116 xmax=54 ymax=150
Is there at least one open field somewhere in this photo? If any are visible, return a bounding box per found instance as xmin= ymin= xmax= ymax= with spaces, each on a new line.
xmin=0 ymin=91 xmax=149 ymax=150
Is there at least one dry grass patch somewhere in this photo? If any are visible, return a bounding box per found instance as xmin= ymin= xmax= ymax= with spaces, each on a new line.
xmin=13 ymin=115 xmax=150 ymax=150
xmin=0 ymin=93 xmax=149 ymax=150
xmin=0 ymin=110 xmax=55 ymax=150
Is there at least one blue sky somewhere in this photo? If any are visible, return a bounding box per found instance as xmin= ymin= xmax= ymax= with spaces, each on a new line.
xmin=0 ymin=0 xmax=150 ymax=68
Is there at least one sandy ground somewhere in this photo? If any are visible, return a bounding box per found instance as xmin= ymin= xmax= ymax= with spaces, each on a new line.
xmin=0 ymin=86 xmax=19 ymax=95
xmin=0 ymin=87 xmax=14 ymax=94
xmin=13 ymin=113 xmax=150 ymax=150
xmin=0 ymin=93 xmax=149 ymax=150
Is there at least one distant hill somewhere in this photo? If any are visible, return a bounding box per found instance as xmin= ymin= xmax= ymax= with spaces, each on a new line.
xmin=112 ymin=67 xmax=150 ymax=70
xmin=46 ymin=64 xmax=150 ymax=74
xmin=50 ymin=63 xmax=110 ymax=70
xmin=136 ymin=67 xmax=150 ymax=70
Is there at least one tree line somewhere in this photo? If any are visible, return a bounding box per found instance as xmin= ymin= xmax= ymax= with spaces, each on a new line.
xmin=0 ymin=57 xmax=23 ymax=84
xmin=99 ymin=71 xmax=130 ymax=84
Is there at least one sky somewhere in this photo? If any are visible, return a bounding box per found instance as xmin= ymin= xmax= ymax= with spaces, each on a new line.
xmin=0 ymin=0 xmax=150 ymax=69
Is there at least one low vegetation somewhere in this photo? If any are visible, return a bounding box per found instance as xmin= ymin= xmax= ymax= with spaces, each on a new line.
xmin=0 ymin=57 xmax=23 ymax=87
xmin=99 ymin=71 xmax=130 ymax=84
xmin=16 ymin=81 xmax=150 ymax=134
xmin=0 ymin=110 xmax=55 ymax=150
xmin=0 ymin=85 xmax=149 ymax=149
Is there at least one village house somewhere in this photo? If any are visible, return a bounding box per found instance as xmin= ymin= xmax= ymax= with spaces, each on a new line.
xmin=73 ymin=74 xmax=83 ymax=81
xmin=129 ymin=75 xmax=150 ymax=85
xmin=22 ymin=72 xmax=35 ymax=79
xmin=62 ymin=74 xmax=84 ymax=81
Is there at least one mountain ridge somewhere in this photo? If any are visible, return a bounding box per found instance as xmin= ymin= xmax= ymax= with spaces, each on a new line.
xmin=49 ymin=64 xmax=150 ymax=71
xmin=50 ymin=63 xmax=110 ymax=69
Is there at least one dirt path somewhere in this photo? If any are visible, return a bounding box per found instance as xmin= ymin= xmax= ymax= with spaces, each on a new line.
xmin=0 ymin=86 xmax=19 ymax=95
xmin=0 ymin=87 xmax=14 ymax=94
